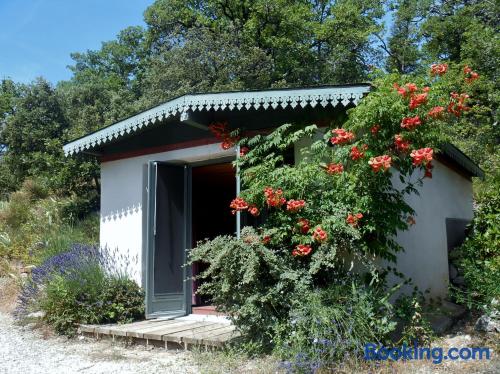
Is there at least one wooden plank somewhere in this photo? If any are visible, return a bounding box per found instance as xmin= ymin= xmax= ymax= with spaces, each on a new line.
xmin=160 ymin=322 xmax=222 ymax=343
xmin=107 ymin=320 xmax=160 ymax=336
xmin=181 ymin=324 xmax=234 ymax=345
xmin=126 ymin=320 xmax=180 ymax=338
xmin=94 ymin=324 xmax=119 ymax=335
xmin=79 ymin=324 xmax=96 ymax=333
xmin=144 ymin=321 xmax=213 ymax=341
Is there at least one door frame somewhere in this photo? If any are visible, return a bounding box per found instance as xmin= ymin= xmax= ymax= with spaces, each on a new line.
xmin=144 ymin=156 xmax=236 ymax=319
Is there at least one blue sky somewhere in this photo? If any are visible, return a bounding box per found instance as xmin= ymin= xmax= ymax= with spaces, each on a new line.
xmin=0 ymin=0 xmax=154 ymax=83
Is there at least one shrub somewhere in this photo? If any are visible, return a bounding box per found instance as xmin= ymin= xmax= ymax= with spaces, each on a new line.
xmin=16 ymin=244 xmax=144 ymax=335
xmin=190 ymin=227 xmax=302 ymax=351
xmin=0 ymin=178 xmax=98 ymax=261
xmin=393 ymin=295 xmax=434 ymax=345
xmin=452 ymin=189 xmax=500 ymax=312
xmin=101 ymin=277 xmax=145 ymax=324
xmin=192 ymin=64 xmax=482 ymax=357
xmin=273 ymin=280 xmax=396 ymax=373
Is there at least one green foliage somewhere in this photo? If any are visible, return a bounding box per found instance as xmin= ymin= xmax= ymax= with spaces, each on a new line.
xmin=41 ymin=262 xmax=107 ymax=334
xmin=273 ymin=280 xmax=396 ymax=371
xmin=0 ymin=179 xmax=98 ymax=261
xmin=190 ymin=227 xmax=304 ymax=351
xmin=41 ymin=264 xmax=144 ymax=335
xmin=394 ymin=295 xmax=434 ymax=345
xmin=452 ymin=189 xmax=500 ymax=312
xmin=384 ymin=0 xmax=427 ymax=74
xmin=192 ymin=66 xmax=479 ymax=357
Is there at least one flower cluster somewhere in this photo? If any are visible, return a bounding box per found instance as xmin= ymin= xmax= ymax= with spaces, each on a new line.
xmin=463 ymin=66 xmax=479 ymax=83
xmin=370 ymin=124 xmax=380 ymax=135
xmin=239 ymin=146 xmax=250 ymax=157
xmin=394 ymin=134 xmax=410 ymax=152
xmin=368 ymin=155 xmax=391 ymax=172
xmin=248 ymin=204 xmax=260 ymax=217
xmin=409 ymin=92 xmax=428 ymax=110
xmin=395 ymin=82 xmax=429 ymax=110
xmin=330 ymin=128 xmax=355 ymax=145
xmin=230 ymin=197 xmax=261 ymax=216
xmin=292 ymin=244 xmax=312 ymax=257
xmin=393 ymin=83 xmax=418 ymax=97
xmin=297 ymin=218 xmax=310 ymax=234
xmin=264 ymin=187 xmax=286 ymax=208
xmin=325 ymin=163 xmax=344 ymax=175
xmin=427 ymin=106 xmax=444 ymax=119
xmin=287 ymin=199 xmax=306 ymax=212
xmin=448 ymin=92 xmax=470 ymax=117
xmin=430 ymin=63 xmax=448 ymax=76
xmin=312 ymin=227 xmax=328 ymax=243
xmin=350 ymin=145 xmax=366 ymax=160
xmin=346 ymin=213 xmax=363 ymax=227
xmin=230 ymin=197 xmax=249 ymax=214
xmin=410 ymin=147 xmax=433 ymax=167
xmin=208 ymin=122 xmax=240 ymax=150
xmin=401 ymin=115 xmax=422 ymax=130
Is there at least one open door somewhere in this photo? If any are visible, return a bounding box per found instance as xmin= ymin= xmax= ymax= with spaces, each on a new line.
xmin=146 ymin=161 xmax=191 ymax=318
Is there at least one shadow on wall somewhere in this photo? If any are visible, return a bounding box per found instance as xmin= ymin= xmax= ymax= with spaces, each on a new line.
xmin=100 ymin=204 xmax=142 ymax=223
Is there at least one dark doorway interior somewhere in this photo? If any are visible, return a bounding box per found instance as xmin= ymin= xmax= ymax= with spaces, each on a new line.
xmin=191 ymin=162 xmax=235 ymax=307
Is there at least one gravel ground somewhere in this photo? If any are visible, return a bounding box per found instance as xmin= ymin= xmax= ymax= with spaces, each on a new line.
xmin=0 ymin=312 xmax=199 ymax=374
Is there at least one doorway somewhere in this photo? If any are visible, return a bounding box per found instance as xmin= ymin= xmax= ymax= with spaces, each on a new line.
xmin=191 ymin=162 xmax=236 ymax=313
xmin=146 ymin=160 xmax=236 ymax=318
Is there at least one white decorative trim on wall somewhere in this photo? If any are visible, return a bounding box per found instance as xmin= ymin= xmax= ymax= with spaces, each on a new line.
xmin=63 ymin=85 xmax=371 ymax=156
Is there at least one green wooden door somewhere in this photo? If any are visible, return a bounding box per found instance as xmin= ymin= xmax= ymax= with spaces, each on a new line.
xmin=146 ymin=161 xmax=191 ymax=318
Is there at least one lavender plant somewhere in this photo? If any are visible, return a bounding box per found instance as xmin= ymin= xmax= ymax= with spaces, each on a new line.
xmin=15 ymin=244 xmax=144 ymax=335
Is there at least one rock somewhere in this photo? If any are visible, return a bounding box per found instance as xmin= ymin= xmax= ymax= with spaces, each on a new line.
xmin=27 ymin=311 xmax=45 ymax=319
xmin=20 ymin=265 xmax=35 ymax=274
xmin=449 ymin=264 xmax=458 ymax=279
xmin=441 ymin=300 xmax=467 ymax=319
xmin=452 ymin=276 xmax=465 ymax=286
xmin=430 ymin=315 xmax=453 ymax=334
xmin=475 ymin=315 xmax=500 ymax=333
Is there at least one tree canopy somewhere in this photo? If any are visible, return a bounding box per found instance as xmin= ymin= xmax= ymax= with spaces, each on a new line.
xmin=0 ymin=0 xmax=497 ymax=208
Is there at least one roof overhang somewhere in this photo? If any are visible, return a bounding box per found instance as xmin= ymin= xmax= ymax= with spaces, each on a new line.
xmin=63 ymin=84 xmax=371 ymax=156
xmin=63 ymin=84 xmax=483 ymax=180
xmin=439 ymin=143 xmax=484 ymax=180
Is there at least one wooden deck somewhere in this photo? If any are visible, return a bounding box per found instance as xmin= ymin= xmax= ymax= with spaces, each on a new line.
xmin=79 ymin=316 xmax=240 ymax=349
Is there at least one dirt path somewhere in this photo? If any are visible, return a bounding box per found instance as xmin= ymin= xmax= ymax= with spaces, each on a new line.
xmin=0 ymin=312 xmax=199 ymax=374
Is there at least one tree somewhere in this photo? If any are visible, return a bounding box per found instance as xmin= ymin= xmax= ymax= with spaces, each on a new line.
xmin=141 ymin=0 xmax=385 ymax=97
xmin=420 ymin=0 xmax=499 ymax=198
xmin=382 ymin=0 xmax=428 ymax=74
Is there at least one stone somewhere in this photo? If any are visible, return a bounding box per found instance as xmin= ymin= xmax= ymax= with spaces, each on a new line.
xmin=475 ymin=315 xmax=500 ymax=333
xmin=449 ymin=264 xmax=458 ymax=279
xmin=27 ymin=311 xmax=45 ymax=319
xmin=430 ymin=315 xmax=453 ymax=334
xmin=441 ymin=300 xmax=466 ymax=319
xmin=20 ymin=265 xmax=35 ymax=274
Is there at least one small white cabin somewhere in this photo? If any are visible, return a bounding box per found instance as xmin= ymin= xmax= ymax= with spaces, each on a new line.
xmin=63 ymin=85 xmax=483 ymax=318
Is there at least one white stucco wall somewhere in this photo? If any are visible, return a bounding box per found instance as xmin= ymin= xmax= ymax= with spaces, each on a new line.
xmin=100 ymin=143 xmax=234 ymax=286
xmin=389 ymin=160 xmax=473 ymax=299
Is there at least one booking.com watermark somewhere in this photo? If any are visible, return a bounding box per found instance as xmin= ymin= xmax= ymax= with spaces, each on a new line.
xmin=364 ymin=342 xmax=492 ymax=364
